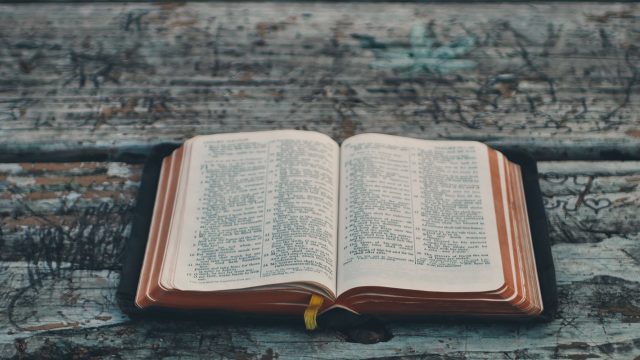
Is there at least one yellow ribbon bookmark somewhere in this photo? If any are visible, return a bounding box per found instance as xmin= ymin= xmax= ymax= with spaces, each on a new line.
xmin=304 ymin=294 xmax=324 ymax=330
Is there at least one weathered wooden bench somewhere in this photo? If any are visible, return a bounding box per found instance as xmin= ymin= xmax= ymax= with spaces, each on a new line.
xmin=1 ymin=2 xmax=639 ymax=358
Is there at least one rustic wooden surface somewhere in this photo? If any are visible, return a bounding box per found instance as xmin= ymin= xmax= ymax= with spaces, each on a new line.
xmin=1 ymin=161 xmax=639 ymax=359
xmin=0 ymin=2 xmax=638 ymax=161
xmin=0 ymin=2 xmax=639 ymax=359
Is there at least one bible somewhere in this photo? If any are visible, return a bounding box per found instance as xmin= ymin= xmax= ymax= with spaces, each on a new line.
xmin=126 ymin=130 xmax=556 ymax=328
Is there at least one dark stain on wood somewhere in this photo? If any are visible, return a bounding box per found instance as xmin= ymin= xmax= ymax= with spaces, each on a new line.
xmin=8 ymin=339 xmax=120 ymax=360
xmin=342 ymin=322 xmax=393 ymax=344
xmin=585 ymin=10 xmax=634 ymax=23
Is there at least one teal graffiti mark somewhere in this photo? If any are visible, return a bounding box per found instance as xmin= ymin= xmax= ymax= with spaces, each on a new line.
xmin=352 ymin=24 xmax=476 ymax=74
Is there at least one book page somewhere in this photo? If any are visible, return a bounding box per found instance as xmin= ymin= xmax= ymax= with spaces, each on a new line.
xmin=171 ymin=130 xmax=340 ymax=295
xmin=337 ymin=134 xmax=504 ymax=295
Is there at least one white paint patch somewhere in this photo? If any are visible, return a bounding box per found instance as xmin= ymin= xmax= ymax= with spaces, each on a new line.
xmin=0 ymin=261 xmax=75 ymax=269
xmin=0 ymin=164 xmax=23 ymax=174
xmin=6 ymin=175 xmax=35 ymax=186
xmin=64 ymin=191 xmax=82 ymax=202
xmin=107 ymin=163 xmax=132 ymax=178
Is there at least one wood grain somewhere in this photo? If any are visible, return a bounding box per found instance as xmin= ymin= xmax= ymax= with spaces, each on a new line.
xmin=1 ymin=2 xmax=639 ymax=358
xmin=1 ymin=160 xmax=639 ymax=358
xmin=0 ymin=2 xmax=639 ymax=161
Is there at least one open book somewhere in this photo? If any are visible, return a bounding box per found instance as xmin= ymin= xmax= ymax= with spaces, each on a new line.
xmin=135 ymin=130 xmax=544 ymax=324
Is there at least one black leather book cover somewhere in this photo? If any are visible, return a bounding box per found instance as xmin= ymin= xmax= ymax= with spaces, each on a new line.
xmin=117 ymin=143 xmax=180 ymax=316
xmin=116 ymin=144 xmax=557 ymax=325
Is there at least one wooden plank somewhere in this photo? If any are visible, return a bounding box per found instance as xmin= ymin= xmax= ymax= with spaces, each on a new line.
xmin=0 ymin=3 xmax=639 ymax=161
xmin=0 ymin=160 xmax=639 ymax=358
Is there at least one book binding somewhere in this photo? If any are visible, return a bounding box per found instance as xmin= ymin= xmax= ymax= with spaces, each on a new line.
xmin=117 ymin=143 xmax=557 ymax=326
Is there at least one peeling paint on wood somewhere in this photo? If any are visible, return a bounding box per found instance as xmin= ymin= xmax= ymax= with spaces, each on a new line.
xmin=355 ymin=24 xmax=478 ymax=74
